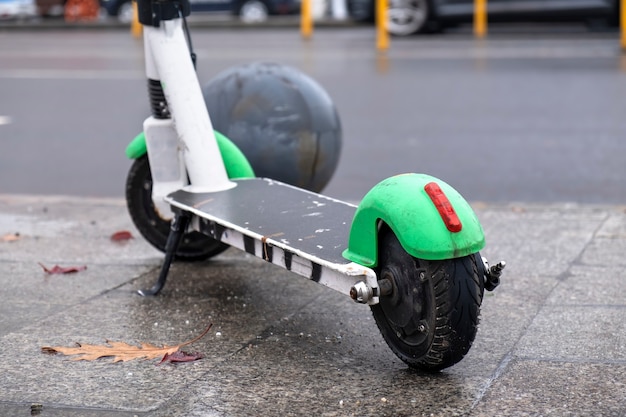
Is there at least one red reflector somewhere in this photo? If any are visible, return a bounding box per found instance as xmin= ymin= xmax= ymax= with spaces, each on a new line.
xmin=424 ymin=182 xmax=463 ymax=233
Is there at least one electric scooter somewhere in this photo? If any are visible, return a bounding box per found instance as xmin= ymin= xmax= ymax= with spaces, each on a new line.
xmin=124 ymin=0 xmax=505 ymax=371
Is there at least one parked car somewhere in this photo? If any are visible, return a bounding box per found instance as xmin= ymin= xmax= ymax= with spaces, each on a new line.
xmin=347 ymin=0 xmax=618 ymax=36
xmin=36 ymin=0 xmax=65 ymax=16
xmin=0 ymin=0 xmax=37 ymax=19
xmin=101 ymin=0 xmax=299 ymax=23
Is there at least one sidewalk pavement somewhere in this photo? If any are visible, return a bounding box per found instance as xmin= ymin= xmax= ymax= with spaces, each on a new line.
xmin=0 ymin=193 xmax=625 ymax=416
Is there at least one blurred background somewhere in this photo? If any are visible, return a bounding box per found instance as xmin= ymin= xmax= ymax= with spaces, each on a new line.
xmin=0 ymin=0 xmax=624 ymax=205
xmin=0 ymin=0 xmax=620 ymax=35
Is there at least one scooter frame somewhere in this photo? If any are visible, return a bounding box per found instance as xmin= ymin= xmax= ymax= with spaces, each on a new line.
xmin=133 ymin=0 xmax=504 ymax=302
xmin=128 ymin=0 xmax=506 ymax=371
xmin=135 ymin=0 xmax=387 ymax=301
xmin=141 ymin=17 xmax=233 ymax=197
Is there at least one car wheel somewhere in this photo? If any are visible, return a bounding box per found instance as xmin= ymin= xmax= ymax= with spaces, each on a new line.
xmin=116 ymin=0 xmax=134 ymax=23
xmin=237 ymin=0 xmax=269 ymax=22
xmin=387 ymin=0 xmax=430 ymax=36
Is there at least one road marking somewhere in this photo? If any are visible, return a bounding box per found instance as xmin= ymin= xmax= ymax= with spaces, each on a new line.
xmin=0 ymin=116 xmax=12 ymax=126
xmin=0 ymin=43 xmax=618 ymax=80
xmin=0 ymin=69 xmax=143 ymax=80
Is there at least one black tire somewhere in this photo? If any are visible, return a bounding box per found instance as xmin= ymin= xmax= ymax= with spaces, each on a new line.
xmin=125 ymin=155 xmax=229 ymax=261
xmin=232 ymin=0 xmax=270 ymax=22
xmin=387 ymin=0 xmax=433 ymax=36
xmin=113 ymin=0 xmax=134 ymax=23
xmin=371 ymin=227 xmax=484 ymax=371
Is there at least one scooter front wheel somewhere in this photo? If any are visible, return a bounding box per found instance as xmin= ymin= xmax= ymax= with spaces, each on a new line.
xmin=372 ymin=227 xmax=484 ymax=371
xmin=125 ymin=156 xmax=229 ymax=261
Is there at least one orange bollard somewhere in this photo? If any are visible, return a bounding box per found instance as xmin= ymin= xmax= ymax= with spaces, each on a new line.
xmin=131 ymin=1 xmax=142 ymax=38
xmin=621 ymin=0 xmax=626 ymax=50
xmin=376 ymin=0 xmax=389 ymax=50
xmin=474 ymin=0 xmax=487 ymax=38
xmin=301 ymin=0 xmax=313 ymax=39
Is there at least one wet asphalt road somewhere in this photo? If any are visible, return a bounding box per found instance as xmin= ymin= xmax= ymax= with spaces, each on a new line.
xmin=0 ymin=25 xmax=625 ymax=204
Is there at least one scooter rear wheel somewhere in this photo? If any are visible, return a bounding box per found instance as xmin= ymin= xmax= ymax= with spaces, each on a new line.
xmin=125 ymin=155 xmax=229 ymax=261
xmin=371 ymin=227 xmax=484 ymax=371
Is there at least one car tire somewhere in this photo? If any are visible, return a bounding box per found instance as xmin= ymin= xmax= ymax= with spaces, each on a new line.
xmin=387 ymin=0 xmax=431 ymax=36
xmin=115 ymin=0 xmax=134 ymax=23
xmin=234 ymin=0 xmax=269 ymax=22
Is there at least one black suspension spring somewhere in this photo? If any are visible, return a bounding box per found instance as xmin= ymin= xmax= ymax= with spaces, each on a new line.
xmin=148 ymin=79 xmax=170 ymax=119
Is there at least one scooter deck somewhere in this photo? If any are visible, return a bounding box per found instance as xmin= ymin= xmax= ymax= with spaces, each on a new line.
xmin=165 ymin=177 xmax=359 ymax=269
xmin=160 ymin=178 xmax=378 ymax=302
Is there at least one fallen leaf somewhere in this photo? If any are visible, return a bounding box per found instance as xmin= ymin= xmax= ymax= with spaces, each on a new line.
xmin=38 ymin=263 xmax=87 ymax=274
xmin=2 ymin=233 xmax=20 ymax=242
xmin=158 ymin=350 xmax=204 ymax=365
xmin=110 ymin=230 xmax=133 ymax=241
xmin=42 ymin=323 xmax=212 ymax=363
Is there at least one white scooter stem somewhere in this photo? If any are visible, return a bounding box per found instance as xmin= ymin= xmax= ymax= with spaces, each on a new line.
xmin=143 ymin=20 xmax=235 ymax=193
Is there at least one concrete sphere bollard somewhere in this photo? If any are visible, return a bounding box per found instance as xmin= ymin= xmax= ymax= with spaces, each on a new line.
xmin=202 ymin=62 xmax=342 ymax=193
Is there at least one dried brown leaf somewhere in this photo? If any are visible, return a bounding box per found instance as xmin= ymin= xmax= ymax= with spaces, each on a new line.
xmin=110 ymin=230 xmax=133 ymax=241
xmin=158 ymin=350 xmax=204 ymax=365
xmin=42 ymin=323 xmax=212 ymax=363
xmin=38 ymin=263 xmax=87 ymax=274
xmin=2 ymin=233 xmax=20 ymax=242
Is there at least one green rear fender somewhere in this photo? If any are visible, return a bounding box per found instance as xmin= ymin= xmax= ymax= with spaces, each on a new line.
xmin=125 ymin=130 xmax=255 ymax=179
xmin=342 ymin=173 xmax=485 ymax=267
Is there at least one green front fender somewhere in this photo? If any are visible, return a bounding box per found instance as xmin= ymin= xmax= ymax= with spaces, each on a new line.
xmin=342 ymin=173 xmax=485 ymax=267
xmin=125 ymin=130 xmax=255 ymax=179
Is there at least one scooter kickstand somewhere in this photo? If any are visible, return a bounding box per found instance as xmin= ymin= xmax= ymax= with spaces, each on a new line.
xmin=138 ymin=211 xmax=191 ymax=296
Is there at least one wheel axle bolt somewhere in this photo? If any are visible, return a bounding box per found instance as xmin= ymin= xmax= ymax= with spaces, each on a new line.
xmin=377 ymin=277 xmax=393 ymax=297
xmin=350 ymin=281 xmax=373 ymax=304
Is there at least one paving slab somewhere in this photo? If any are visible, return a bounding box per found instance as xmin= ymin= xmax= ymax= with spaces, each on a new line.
xmin=0 ymin=194 xmax=624 ymax=416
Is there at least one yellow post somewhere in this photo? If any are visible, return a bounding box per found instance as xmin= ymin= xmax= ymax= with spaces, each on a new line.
xmin=621 ymin=0 xmax=626 ymax=50
xmin=474 ymin=0 xmax=487 ymax=38
xmin=131 ymin=0 xmax=142 ymax=38
xmin=376 ymin=0 xmax=389 ymax=50
xmin=301 ymin=0 xmax=313 ymax=39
